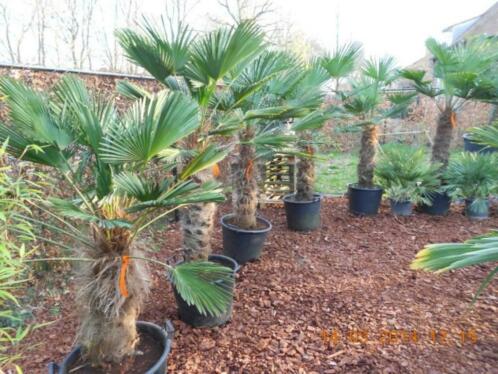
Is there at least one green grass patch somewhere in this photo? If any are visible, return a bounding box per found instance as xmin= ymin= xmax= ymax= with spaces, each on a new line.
xmin=315 ymin=151 xmax=358 ymax=195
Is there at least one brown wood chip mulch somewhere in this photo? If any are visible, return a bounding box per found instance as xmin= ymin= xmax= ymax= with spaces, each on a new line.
xmin=16 ymin=198 xmax=498 ymax=373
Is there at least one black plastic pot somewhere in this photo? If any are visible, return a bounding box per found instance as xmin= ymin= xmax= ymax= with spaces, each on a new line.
xmin=221 ymin=214 xmax=272 ymax=265
xmin=463 ymin=133 xmax=497 ymax=154
xmin=465 ymin=198 xmax=489 ymax=220
xmin=47 ymin=321 xmax=174 ymax=374
xmin=419 ymin=191 xmax=451 ymax=216
xmin=390 ymin=200 xmax=413 ymax=216
xmin=174 ymin=254 xmax=239 ymax=328
xmin=283 ymin=193 xmax=321 ymax=231
xmin=348 ymin=184 xmax=383 ymax=216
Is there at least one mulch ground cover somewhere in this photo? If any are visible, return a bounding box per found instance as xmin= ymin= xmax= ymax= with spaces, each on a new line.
xmin=15 ymin=198 xmax=498 ymax=373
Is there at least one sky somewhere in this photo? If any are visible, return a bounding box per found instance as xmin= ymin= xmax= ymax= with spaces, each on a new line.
xmin=141 ymin=0 xmax=497 ymax=66
xmin=1 ymin=0 xmax=496 ymax=70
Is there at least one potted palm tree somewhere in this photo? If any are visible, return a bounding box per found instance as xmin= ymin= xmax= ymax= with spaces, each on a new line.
xmin=219 ymin=52 xmax=319 ymax=263
xmin=444 ymin=152 xmax=498 ymax=220
xmin=117 ymin=20 xmax=300 ymax=324
xmin=342 ymin=57 xmax=415 ymax=215
xmin=375 ymin=144 xmax=441 ymax=216
xmin=0 ymin=76 xmax=234 ymax=372
xmin=282 ymin=43 xmax=363 ymax=231
xmin=281 ymin=62 xmax=332 ymax=231
xmin=401 ymin=36 xmax=498 ymax=215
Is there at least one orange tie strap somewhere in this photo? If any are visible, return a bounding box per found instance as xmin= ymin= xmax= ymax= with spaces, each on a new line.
xmin=212 ymin=163 xmax=221 ymax=178
xmin=119 ymin=255 xmax=130 ymax=298
xmin=450 ymin=112 xmax=457 ymax=128
xmin=244 ymin=159 xmax=254 ymax=181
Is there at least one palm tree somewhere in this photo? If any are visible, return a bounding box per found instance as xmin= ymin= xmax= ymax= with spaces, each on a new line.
xmin=0 ymin=76 xmax=233 ymax=365
xmin=401 ymin=36 xmax=498 ymax=169
xmin=223 ymin=52 xmax=323 ymax=229
xmin=412 ymin=124 xmax=498 ymax=302
xmin=117 ymin=19 xmax=268 ymax=260
xmin=343 ymin=57 xmax=415 ymax=188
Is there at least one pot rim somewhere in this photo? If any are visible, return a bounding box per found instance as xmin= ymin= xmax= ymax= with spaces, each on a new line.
xmin=348 ymin=183 xmax=383 ymax=192
xmin=389 ymin=199 xmax=412 ymax=205
xmin=174 ymin=253 xmax=240 ymax=274
xmin=51 ymin=321 xmax=174 ymax=374
xmin=283 ymin=193 xmax=322 ymax=204
xmin=220 ymin=213 xmax=272 ymax=234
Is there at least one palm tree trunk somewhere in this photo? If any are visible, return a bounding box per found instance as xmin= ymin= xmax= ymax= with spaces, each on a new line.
xmin=181 ymin=201 xmax=215 ymax=261
xmin=357 ymin=124 xmax=378 ymax=188
xmin=77 ymin=237 xmax=149 ymax=364
xmin=179 ymin=158 xmax=216 ymax=261
xmin=431 ymin=108 xmax=454 ymax=169
xmin=233 ymin=124 xmax=258 ymax=229
xmin=295 ymin=131 xmax=315 ymax=201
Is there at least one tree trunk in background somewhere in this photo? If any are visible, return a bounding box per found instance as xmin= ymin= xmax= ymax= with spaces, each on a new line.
xmin=233 ymin=124 xmax=258 ymax=229
xmin=431 ymin=107 xmax=454 ymax=169
xmin=77 ymin=236 xmax=149 ymax=364
xmin=357 ymin=124 xmax=378 ymax=188
xmin=295 ymin=131 xmax=315 ymax=201
xmin=181 ymin=168 xmax=215 ymax=261
xmin=488 ymin=104 xmax=498 ymax=126
xmin=181 ymin=202 xmax=215 ymax=261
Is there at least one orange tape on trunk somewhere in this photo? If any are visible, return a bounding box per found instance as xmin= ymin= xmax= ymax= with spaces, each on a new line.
xmin=244 ymin=159 xmax=254 ymax=180
xmin=212 ymin=163 xmax=221 ymax=178
xmin=450 ymin=112 xmax=457 ymax=128
xmin=119 ymin=255 xmax=130 ymax=298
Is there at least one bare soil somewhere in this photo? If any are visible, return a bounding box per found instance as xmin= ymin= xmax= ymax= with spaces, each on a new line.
xmin=15 ymin=198 xmax=498 ymax=373
xmin=70 ymin=331 xmax=163 ymax=373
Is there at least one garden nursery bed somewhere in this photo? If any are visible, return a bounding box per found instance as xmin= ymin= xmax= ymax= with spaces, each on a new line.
xmin=17 ymin=198 xmax=498 ymax=373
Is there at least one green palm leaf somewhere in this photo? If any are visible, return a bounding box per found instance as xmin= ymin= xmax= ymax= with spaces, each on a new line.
xmin=114 ymin=172 xmax=169 ymax=202
xmin=0 ymin=77 xmax=73 ymax=149
xmin=186 ymin=20 xmax=264 ymax=86
xmin=179 ymin=144 xmax=229 ymax=180
xmin=411 ymin=231 xmax=498 ymax=302
xmin=100 ymin=91 xmax=200 ymax=164
xmin=320 ymin=42 xmax=362 ymax=79
xmin=117 ymin=19 xmax=193 ymax=83
xmin=168 ymin=261 xmax=234 ymax=316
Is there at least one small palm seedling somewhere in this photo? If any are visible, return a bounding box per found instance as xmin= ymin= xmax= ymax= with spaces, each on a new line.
xmin=444 ymin=152 xmax=498 ymax=219
xmin=0 ymin=76 xmax=233 ymax=368
xmin=375 ymin=144 xmax=441 ymax=216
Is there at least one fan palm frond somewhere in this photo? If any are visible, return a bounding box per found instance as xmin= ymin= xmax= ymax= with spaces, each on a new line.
xmin=168 ymin=261 xmax=234 ymax=316
xmin=100 ymin=91 xmax=200 ymax=164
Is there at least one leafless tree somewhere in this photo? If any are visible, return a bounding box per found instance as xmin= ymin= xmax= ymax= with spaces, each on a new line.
xmin=0 ymin=1 xmax=36 ymax=63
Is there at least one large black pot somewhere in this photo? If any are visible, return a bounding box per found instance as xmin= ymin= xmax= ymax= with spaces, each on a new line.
xmin=348 ymin=184 xmax=383 ymax=216
xmin=463 ymin=133 xmax=497 ymax=154
xmin=465 ymin=198 xmax=489 ymax=220
xmin=47 ymin=321 xmax=174 ymax=374
xmin=390 ymin=200 xmax=413 ymax=216
xmin=174 ymin=254 xmax=239 ymax=328
xmin=221 ymin=214 xmax=272 ymax=265
xmin=419 ymin=191 xmax=451 ymax=216
xmin=283 ymin=193 xmax=321 ymax=231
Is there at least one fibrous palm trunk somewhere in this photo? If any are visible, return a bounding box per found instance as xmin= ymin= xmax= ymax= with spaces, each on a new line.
xmin=295 ymin=131 xmax=315 ymax=201
xmin=233 ymin=124 xmax=258 ymax=229
xmin=77 ymin=229 xmax=149 ymax=365
xmin=357 ymin=124 xmax=378 ymax=188
xmin=181 ymin=169 xmax=215 ymax=261
xmin=431 ymin=107 xmax=454 ymax=169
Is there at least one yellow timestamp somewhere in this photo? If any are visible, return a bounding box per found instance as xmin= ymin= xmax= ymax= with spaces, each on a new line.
xmin=320 ymin=328 xmax=478 ymax=346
